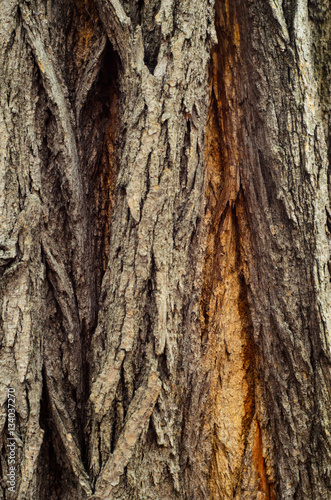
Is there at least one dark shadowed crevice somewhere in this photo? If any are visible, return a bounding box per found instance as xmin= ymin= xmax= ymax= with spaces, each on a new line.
xmin=281 ymin=0 xmax=296 ymax=41
xmin=27 ymin=2 xmax=121 ymax=489
xmin=81 ymin=40 xmax=120 ymax=307
xmin=235 ymin=204 xmax=256 ymax=450
xmin=38 ymin=372 xmax=79 ymax=500
xmin=78 ymin=38 xmax=120 ymax=471
xmin=121 ymin=0 xmax=162 ymax=73
xmin=141 ymin=0 xmax=162 ymax=73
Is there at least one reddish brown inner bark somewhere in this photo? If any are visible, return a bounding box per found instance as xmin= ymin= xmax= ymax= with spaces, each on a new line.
xmin=203 ymin=0 xmax=275 ymax=497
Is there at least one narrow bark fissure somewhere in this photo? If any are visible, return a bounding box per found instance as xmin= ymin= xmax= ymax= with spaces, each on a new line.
xmin=281 ymin=0 xmax=296 ymax=40
xmin=308 ymin=1 xmax=331 ymax=209
xmin=121 ymin=0 xmax=162 ymax=73
xmin=235 ymin=211 xmax=256 ymax=452
xmin=78 ymin=37 xmax=121 ymax=483
xmin=37 ymin=373 xmax=72 ymax=500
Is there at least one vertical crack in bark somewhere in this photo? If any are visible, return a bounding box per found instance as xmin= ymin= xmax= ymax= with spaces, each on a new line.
xmin=120 ymin=0 xmax=162 ymax=73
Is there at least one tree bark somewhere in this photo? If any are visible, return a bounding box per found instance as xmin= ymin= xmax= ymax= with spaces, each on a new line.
xmin=0 ymin=0 xmax=331 ymax=499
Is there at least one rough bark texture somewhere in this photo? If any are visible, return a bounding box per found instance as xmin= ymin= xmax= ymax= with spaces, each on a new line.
xmin=0 ymin=0 xmax=331 ymax=499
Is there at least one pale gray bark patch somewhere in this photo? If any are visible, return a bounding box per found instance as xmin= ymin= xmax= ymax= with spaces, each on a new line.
xmin=0 ymin=3 xmax=45 ymax=497
xmin=88 ymin=0 xmax=216 ymax=497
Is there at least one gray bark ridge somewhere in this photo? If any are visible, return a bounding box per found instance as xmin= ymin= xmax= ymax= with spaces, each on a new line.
xmin=88 ymin=0 xmax=216 ymax=497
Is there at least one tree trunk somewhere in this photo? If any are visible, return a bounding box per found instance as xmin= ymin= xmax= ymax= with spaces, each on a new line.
xmin=0 ymin=0 xmax=330 ymax=499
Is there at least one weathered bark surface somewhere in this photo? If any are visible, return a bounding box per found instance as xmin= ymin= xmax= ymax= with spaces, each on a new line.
xmin=236 ymin=2 xmax=331 ymax=498
xmin=0 ymin=1 xmax=331 ymax=499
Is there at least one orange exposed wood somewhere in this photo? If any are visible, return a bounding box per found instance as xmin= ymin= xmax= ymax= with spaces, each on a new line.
xmin=252 ymin=419 xmax=276 ymax=500
xmin=203 ymin=0 xmax=276 ymax=497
